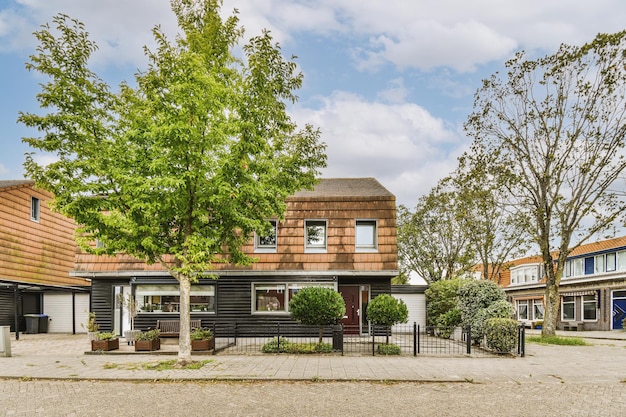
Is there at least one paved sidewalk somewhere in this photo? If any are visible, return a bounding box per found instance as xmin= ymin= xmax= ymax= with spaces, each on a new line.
xmin=1 ymin=330 xmax=626 ymax=384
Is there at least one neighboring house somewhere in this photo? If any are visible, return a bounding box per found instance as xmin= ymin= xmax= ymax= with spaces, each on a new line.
xmin=500 ymin=236 xmax=626 ymax=331
xmin=72 ymin=178 xmax=398 ymax=336
xmin=0 ymin=180 xmax=90 ymax=334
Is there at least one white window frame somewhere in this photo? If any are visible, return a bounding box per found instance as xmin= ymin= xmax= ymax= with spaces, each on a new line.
xmin=594 ymin=254 xmax=605 ymax=274
xmin=135 ymin=284 xmax=216 ymax=314
xmin=254 ymin=220 xmax=278 ymax=253
xmin=305 ymin=219 xmax=327 ymax=252
xmin=251 ymin=282 xmax=336 ymax=314
xmin=571 ymin=259 xmax=584 ymax=277
xmin=355 ymin=219 xmax=378 ymax=252
xmin=30 ymin=196 xmax=40 ymax=222
xmin=582 ymin=295 xmax=597 ymax=321
xmin=509 ymin=264 xmax=540 ymax=285
xmin=606 ymin=252 xmax=616 ymax=272
xmin=617 ymin=250 xmax=626 ymax=271
xmin=517 ymin=300 xmax=529 ymax=320
xmin=561 ymin=296 xmax=576 ymax=321
xmin=532 ymin=299 xmax=544 ymax=320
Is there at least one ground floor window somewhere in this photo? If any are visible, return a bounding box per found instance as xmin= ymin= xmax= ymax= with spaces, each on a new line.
xmin=533 ymin=300 xmax=544 ymax=320
xmin=135 ymin=284 xmax=215 ymax=313
xmin=252 ymin=282 xmax=335 ymax=314
xmin=582 ymin=295 xmax=597 ymax=321
xmin=517 ymin=300 xmax=529 ymax=320
xmin=561 ymin=296 xmax=575 ymax=321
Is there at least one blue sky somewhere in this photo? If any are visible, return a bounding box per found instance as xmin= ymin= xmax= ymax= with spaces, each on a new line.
xmin=1 ymin=0 xmax=626 ymax=207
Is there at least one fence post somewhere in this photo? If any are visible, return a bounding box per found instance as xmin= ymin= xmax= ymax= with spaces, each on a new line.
xmin=417 ymin=324 xmax=421 ymax=354
xmin=234 ymin=322 xmax=238 ymax=346
xmin=413 ymin=322 xmax=417 ymax=356
xmin=341 ymin=324 xmax=344 ymax=356
xmin=372 ymin=324 xmax=376 ymax=356
xmin=519 ymin=325 xmax=525 ymax=357
xmin=466 ymin=326 xmax=471 ymax=355
xmin=277 ymin=322 xmax=281 ymax=352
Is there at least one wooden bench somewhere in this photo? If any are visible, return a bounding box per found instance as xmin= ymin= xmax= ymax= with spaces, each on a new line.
xmin=156 ymin=319 xmax=202 ymax=337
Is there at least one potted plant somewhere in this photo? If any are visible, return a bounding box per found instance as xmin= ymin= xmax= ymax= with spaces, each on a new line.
xmin=91 ymin=331 xmax=120 ymax=351
xmin=82 ymin=312 xmax=100 ymax=342
xmin=190 ymin=327 xmax=214 ymax=351
xmin=134 ymin=329 xmax=161 ymax=351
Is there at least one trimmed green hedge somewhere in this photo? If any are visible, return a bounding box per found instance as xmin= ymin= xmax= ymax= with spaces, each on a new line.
xmin=484 ymin=318 xmax=518 ymax=353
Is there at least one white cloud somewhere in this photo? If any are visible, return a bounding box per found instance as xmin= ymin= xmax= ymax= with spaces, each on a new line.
xmin=292 ymin=91 xmax=465 ymax=206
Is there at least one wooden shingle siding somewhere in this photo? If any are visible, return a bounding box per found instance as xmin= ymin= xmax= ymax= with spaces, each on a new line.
xmin=0 ymin=182 xmax=86 ymax=287
xmin=74 ymin=178 xmax=397 ymax=274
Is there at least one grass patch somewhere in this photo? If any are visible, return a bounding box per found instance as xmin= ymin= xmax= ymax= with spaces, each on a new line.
xmin=526 ymin=335 xmax=589 ymax=346
xmin=103 ymin=359 xmax=213 ymax=371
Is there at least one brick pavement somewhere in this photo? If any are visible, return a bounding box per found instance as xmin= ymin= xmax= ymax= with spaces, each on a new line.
xmin=0 ymin=330 xmax=625 ymax=384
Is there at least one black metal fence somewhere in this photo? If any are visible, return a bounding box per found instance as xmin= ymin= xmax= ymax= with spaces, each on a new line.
xmin=206 ymin=322 xmax=525 ymax=357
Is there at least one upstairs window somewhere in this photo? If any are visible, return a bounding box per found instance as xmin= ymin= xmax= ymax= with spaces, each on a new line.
xmin=355 ymin=220 xmax=378 ymax=251
xmin=594 ymin=254 xmax=605 ymax=274
xmin=30 ymin=196 xmax=40 ymax=222
xmin=606 ymin=252 xmax=616 ymax=272
xmin=305 ymin=220 xmax=327 ymax=251
xmin=254 ymin=220 xmax=277 ymax=253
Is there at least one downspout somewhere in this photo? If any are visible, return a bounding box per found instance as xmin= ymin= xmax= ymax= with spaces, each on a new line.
xmin=13 ymin=283 xmax=19 ymax=340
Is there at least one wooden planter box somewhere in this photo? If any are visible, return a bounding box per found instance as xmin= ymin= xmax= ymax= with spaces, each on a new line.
xmin=135 ymin=339 xmax=161 ymax=351
xmin=191 ymin=338 xmax=215 ymax=351
xmin=91 ymin=338 xmax=119 ymax=351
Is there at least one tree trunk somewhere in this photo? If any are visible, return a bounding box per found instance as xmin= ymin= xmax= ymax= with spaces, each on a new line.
xmin=318 ymin=327 xmax=323 ymax=344
xmin=542 ymin=283 xmax=560 ymax=337
xmin=178 ymin=275 xmax=192 ymax=365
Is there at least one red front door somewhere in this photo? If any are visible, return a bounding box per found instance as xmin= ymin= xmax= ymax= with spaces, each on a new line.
xmin=339 ymin=286 xmax=360 ymax=334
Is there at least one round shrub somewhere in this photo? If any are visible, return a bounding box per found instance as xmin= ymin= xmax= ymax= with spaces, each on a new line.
xmin=484 ymin=318 xmax=519 ymax=353
xmin=366 ymin=294 xmax=409 ymax=326
xmin=377 ymin=343 xmax=401 ymax=355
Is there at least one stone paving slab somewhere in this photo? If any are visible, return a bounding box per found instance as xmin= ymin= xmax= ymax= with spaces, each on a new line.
xmin=1 ymin=331 xmax=626 ymax=384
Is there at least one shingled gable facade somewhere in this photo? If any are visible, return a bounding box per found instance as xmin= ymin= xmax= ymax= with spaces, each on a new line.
xmin=73 ymin=178 xmax=398 ymax=336
xmin=0 ymin=180 xmax=90 ymax=333
xmin=500 ymin=236 xmax=626 ymax=331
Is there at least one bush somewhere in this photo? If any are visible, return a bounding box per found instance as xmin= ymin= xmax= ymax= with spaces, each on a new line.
xmin=289 ymin=287 xmax=346 ymax=343
xmin=262 ymin=336 xmax=291 ymax=353
xmin=367 ymin=294 xmax=409 ymax=326
xmin=425 ymin=278 xmax=465 ymax=326
xmin=484 ymin=318 xmax=518 ymax=353
xmin=261 ymin=337 xmax=332 ymax=354
xmin=377 ymin=343 xmax=401 ymax=355
xmin=458 ymin=280 xmax=512 ymax=343
xmin=136 ymin=329 xmax=160 ymax=341
xmin=96 ymin=332 xmax=117 ymax=340
xmin=190 ymin=328 xmax=213 ymax=340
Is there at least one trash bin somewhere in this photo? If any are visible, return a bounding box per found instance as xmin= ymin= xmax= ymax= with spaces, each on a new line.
xmin=24 ymin=314 xmax=39 ymax=334
xmin=332 ymin=326 xmax=343 ymax=351
xmin=38 ymin=314 xmax=49 ymax=333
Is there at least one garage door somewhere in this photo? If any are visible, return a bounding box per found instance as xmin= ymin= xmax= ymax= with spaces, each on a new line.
xmin=391 ymin=293 xmax=426 ymax=333
xmin=43 ymin=293 xmax=90 ymax=333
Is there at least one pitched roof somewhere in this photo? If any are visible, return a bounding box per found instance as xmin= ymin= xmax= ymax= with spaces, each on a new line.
xmin=0 ymin=180 xmax=34 ymax=190
xmin=291 ymin=178 xmax=394 ymax=200
xmin=568 ymin=235 xmax=626 ymax=257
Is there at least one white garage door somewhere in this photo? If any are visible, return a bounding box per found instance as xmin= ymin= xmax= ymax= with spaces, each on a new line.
xmin=43 ymin=293 xmax=90 ymax=333
xmin=392 ymin=293 xmax=426 ymax=333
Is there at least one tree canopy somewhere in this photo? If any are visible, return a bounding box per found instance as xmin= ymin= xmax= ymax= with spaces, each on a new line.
xmin=19 ymin=0 xmax=327 ymax=363
xmin=464 ymin=31 xmax=626 ymax=336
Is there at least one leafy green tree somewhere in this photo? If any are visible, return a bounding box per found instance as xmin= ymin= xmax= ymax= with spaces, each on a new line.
xmin=19 ymin=0 xmax=326 ymax=364
xmin=453 ymin=152 xmax=531 ymax=283
xmin=366 ymin=294 xmax=409 ymax=344
xmin=289 ymin=287 xmax=346 ymax=343
xmin=465 ymin=31 xmax=626 ymax=336
xmin=397 ymin=180 xmax=475 ymax=283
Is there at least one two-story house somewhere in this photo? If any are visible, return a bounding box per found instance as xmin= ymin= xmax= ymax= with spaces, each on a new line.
xmin=0 ymin=180 xmax=90 ymax=334
xmin=71 ymin=178 xmax=398 ymax=336
xmin=501 ymin=236 xmax=626 ymax=331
